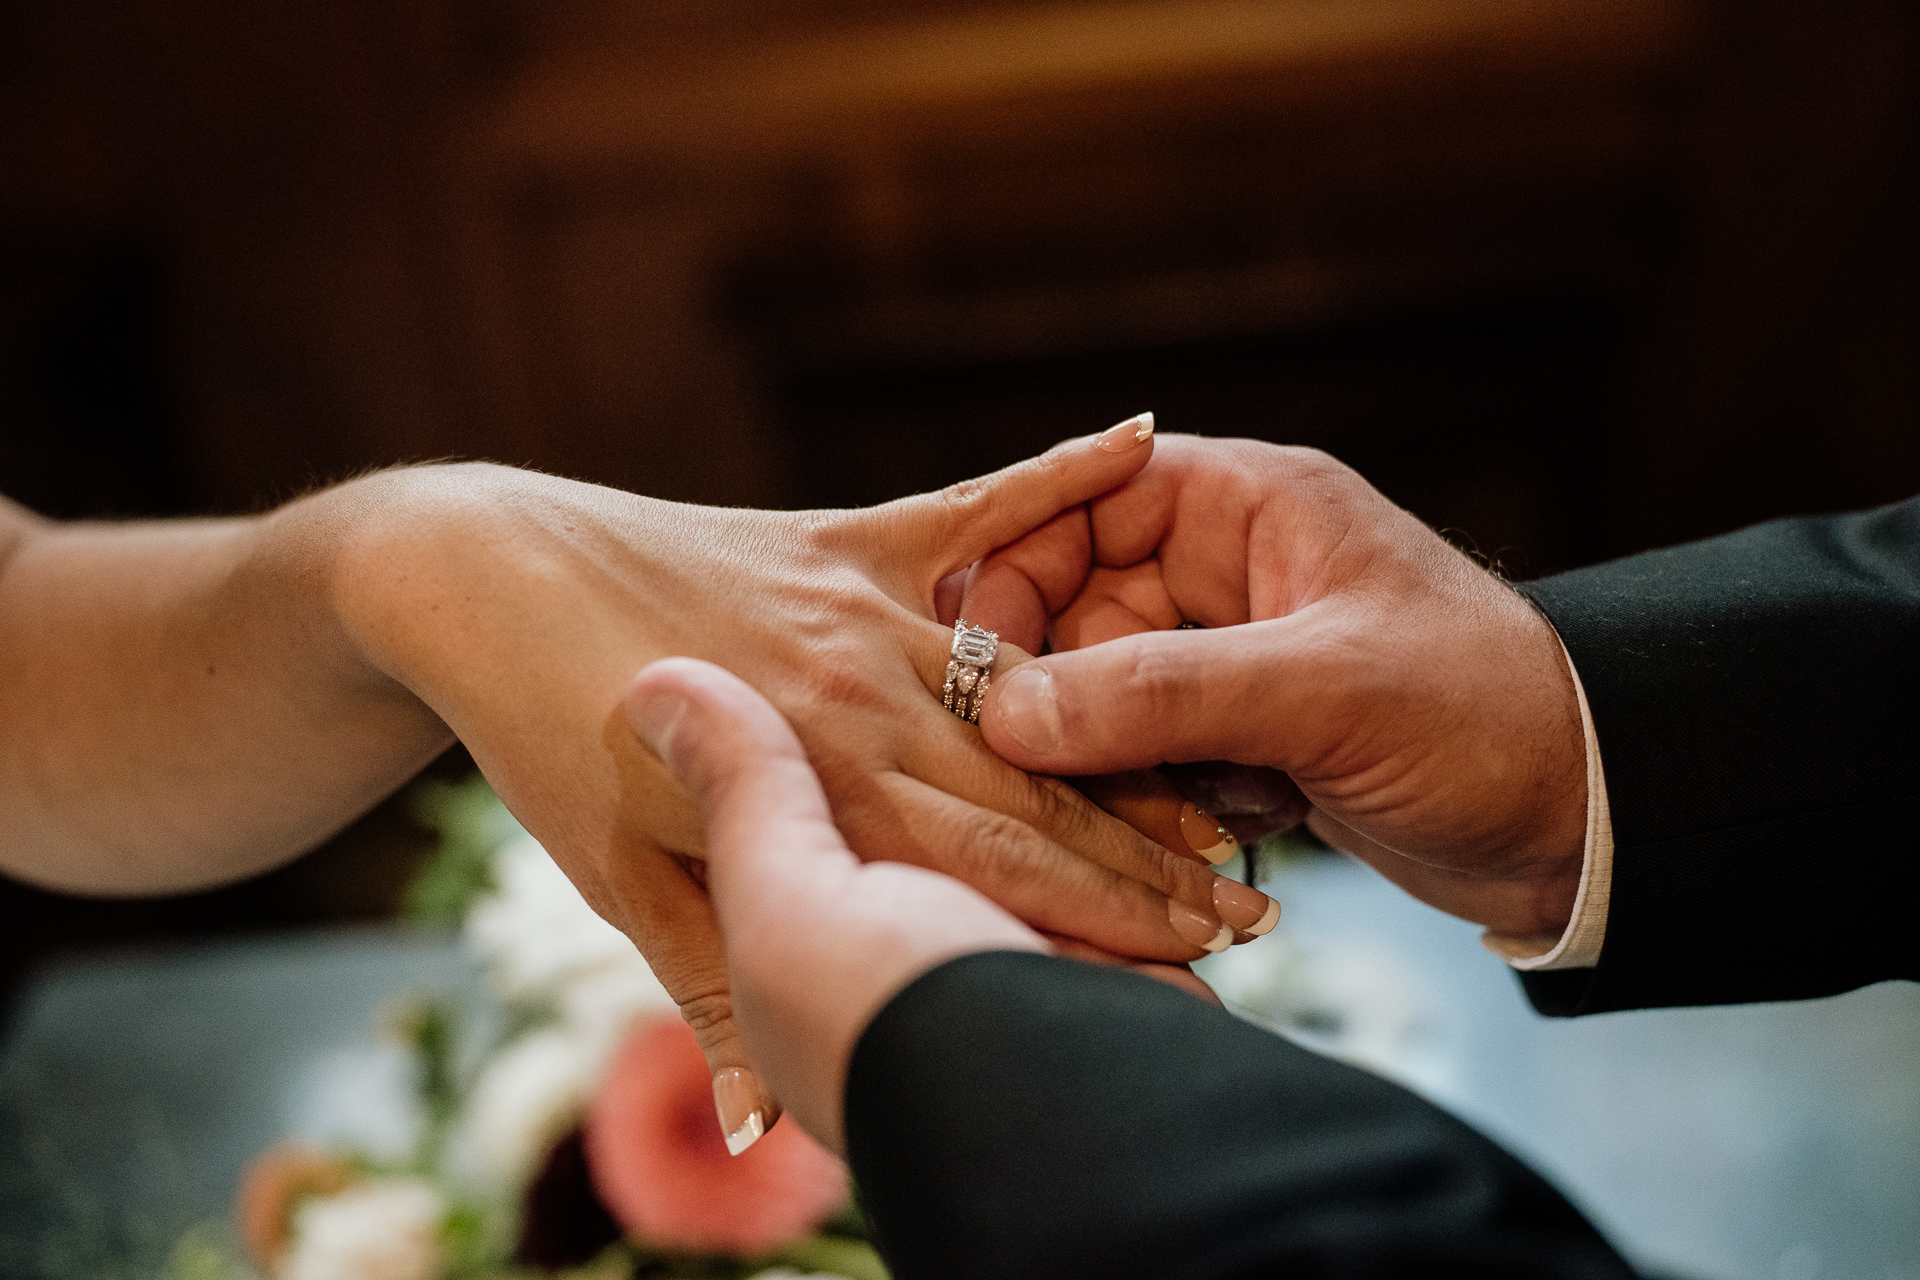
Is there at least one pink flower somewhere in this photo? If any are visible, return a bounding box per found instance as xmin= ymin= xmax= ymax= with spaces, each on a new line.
xmin=584 ymin=1015 xmax=848 ymax=1256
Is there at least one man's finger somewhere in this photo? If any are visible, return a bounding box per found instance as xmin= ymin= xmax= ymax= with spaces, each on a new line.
xmin=1050 ymin=562 xmax=1184 ymax=650
xmin=979 ymin=619 xmax=1336 ymax=776
xmin=622 ymin=656 xmax=856 ymax=1153
xmin=625 ymin=657 xmax=858 ymax=904
xmin=960 ymin=507 xmax=1095 ymax=653
xmin=870 ymin=413 xmax=1156 ymax=583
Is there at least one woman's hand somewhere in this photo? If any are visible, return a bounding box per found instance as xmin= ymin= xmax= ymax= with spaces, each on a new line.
xmin=1 ymin=418 xmax=1240 ymax=1140
xmin=962 ymin=435 xmax=1589 ymax=940
xmin=331 ymin=424 xmax=1233 ymax=1127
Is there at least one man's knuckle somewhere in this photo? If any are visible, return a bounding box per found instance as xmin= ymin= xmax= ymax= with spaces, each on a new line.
xmin=1122 ymin=644 xmax=1188 ymax=725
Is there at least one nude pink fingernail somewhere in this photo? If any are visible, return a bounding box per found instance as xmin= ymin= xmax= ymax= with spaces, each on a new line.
xmin=1168 ymin=899 xmax=1232 ymax=953
xmin=1094 ymin=412 xmax=1155 ymax=452
xmin=1179 ymin=803 xmax=1238 ymax=865
xmin=1212 ymin=875 xmax=1280 ymax=938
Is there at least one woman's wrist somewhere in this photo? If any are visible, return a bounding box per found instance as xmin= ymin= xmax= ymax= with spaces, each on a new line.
xmin=315 ymin=462 xmax=648 ymax=706
xmin=313 ymin=462 xmax=709 ymax=899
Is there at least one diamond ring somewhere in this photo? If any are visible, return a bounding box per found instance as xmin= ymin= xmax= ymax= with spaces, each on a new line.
xmin=942 ymin=619 xmax=999 ymax=723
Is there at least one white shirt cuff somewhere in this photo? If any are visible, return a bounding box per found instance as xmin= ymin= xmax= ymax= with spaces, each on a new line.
xmin=1480 ymin=637 xmax=1613 ymax=971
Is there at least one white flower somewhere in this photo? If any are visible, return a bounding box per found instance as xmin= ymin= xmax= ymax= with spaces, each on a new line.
xmin=465 ymin=836 xmax=642 ymax=999
xmin=552 ymin=960 xmax=679 ymax=1059
xmin=449 ymin=835 xmax=680 ymax=1195
xmin=464 ymin=838 xmax=675 ymax=1020
xmin=281 ymin=1179 xmax=444 ymax=1280
xmin=444 ymin=1026 xmax=599 ymax=1192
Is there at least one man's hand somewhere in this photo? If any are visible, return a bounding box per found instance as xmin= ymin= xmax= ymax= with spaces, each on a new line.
xmin=964 ymin=436 xmax=1589 ymax=940
xmin=623 ymin=656 xmax=1048 ymax=1157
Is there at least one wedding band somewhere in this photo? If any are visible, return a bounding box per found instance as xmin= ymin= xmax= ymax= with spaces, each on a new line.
xmin=942 ymin=619 xmax=999 ymax=723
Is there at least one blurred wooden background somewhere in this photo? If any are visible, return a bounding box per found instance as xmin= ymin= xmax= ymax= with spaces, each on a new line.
xmin=3 ymin=0 xmax=1917 ymax=988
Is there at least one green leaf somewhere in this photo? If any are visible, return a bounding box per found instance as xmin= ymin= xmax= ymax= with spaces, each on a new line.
xmin=164 ymin=1222 xmax=251 ymax=1280
xmin=404 ymin=773 xmax=526 ymax=926
xmin=772 ymin=1235 xmax=892 ymax=1280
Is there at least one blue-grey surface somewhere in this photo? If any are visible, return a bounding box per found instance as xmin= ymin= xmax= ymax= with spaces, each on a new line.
xmin=1 ymin=870 xmax=1915 ymax=1280
xmin=1204 ymin=855 xmax=1920 ymax=1280
xmin=0 ymin=928 xmax=475 ymax=1280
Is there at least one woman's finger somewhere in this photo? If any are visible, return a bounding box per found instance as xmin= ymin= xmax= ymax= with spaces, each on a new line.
xmin=1040 ymin=932 xmax=1223 ymax=1005
xmin=1071 ymin=770 xmax=1280 ymax=942
xmin=1157 ymin=760 xmax=1313 ymax=845
xmin=573 ymin=815 xmax=785 ymax=1152
xmin=1073 ymin=769 xmax=1238 ymax=869
xmin=891 ymin=622 xmax=1260 ymax=957
xmin=853 ymin=764 xmax=1267 ymax=962
xmin=862 ymin=413 xmax=1157 ymax=587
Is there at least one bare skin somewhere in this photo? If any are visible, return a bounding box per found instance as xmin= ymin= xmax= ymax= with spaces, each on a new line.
xmin=963 ymin=436 xmax=1589 ymax=941
xmin=625 ymin=656 xmax=1049 ymax=1156
xmin=0 ymin=430 xmax=1223 ymax=1130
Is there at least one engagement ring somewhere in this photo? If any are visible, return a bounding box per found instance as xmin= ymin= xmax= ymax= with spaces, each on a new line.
xmin=942 ymin=619 xmax=999 ymax=723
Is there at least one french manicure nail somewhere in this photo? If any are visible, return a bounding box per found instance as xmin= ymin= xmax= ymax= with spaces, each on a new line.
xmin=1094 ymin=412 xmax=1155 ymax=452
xmin=712 ymin=1067 xmax=766 ymax=1156
xmin=991 ymin=666 xmax=1064 ymax=755
xmin=1212 ymin=875 xmax=1280 ymax=937
xmin=1179 ymin=803 xmax=1238 ymax=865
xmin=1168 ymin=899 xmax=1232 ymax=953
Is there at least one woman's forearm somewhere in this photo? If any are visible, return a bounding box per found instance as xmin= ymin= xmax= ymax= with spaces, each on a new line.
xmin=0 ymin=479 xmax=454 ymax=895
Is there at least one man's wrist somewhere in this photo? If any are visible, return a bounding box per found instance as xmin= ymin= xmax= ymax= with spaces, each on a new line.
xmin=1484 ymin=633 xmax=1613 ymax=971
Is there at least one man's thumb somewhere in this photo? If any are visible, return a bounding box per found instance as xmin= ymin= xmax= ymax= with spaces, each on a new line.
xmin=979 ymin=622 xmax=1304 ymax=775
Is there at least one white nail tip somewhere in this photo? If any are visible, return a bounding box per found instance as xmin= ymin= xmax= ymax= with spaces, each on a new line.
xmin=1132 ymin=411 xmax=1155 ymax=440
xmin=1194 ymin=836 xmax=1236 ymax=866
xmin=726 ymin=1111 xmax=765 ymax=1156
xmin=1204 ymin=923 xmax=1233 ymax=953
xmin=1245 ymin=898 xmax=1281 ymax=937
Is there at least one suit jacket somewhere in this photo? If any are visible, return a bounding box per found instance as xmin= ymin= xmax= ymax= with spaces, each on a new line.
xmin=842 ymin=499 xmax=1918 ymax=1278
xmin=1516 ymin=496 xmax=1920 ymax=1014
xmin=848 ymin=951 xmax=1637 ymax=1280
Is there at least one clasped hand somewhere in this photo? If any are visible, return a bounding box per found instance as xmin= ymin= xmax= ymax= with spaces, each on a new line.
xmin=621 ymin=434 xmax=1594 ymax=1158
xmin=962 ymin=434 xmax=1590 ymax=941
xmin=340 ymin=426 xmax=1241 ymax=1134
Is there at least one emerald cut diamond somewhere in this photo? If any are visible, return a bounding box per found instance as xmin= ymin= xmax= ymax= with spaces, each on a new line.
xmin=951 ymin=622 xmax=997 ymax=666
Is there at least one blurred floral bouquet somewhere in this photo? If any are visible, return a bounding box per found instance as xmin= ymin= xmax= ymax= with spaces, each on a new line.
xmin=171 ymin=776 xmax=886 ymax=1280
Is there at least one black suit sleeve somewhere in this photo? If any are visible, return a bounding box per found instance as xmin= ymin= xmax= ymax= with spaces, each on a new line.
xmin=1515 ymin=497 xmax=1920 ymax=1016
xmin=846 ymin=950 xmax=1636 ymax=1280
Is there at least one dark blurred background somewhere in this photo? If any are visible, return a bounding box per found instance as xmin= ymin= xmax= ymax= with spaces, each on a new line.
xmin=3 ymin=0 xmax=1916 ymax=1000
